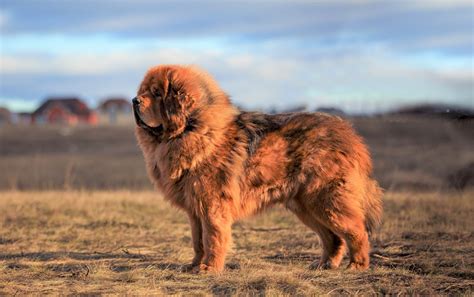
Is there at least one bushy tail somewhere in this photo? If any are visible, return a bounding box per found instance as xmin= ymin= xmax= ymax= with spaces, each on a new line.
xmin=365 ymin=179 xmax=383 ymax=235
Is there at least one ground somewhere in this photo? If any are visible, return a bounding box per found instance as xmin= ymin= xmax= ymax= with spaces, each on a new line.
xmin=1 ymin=115 xmax=472 ymax=294
xmin=1 ymin=191 xmax=472 ymax=295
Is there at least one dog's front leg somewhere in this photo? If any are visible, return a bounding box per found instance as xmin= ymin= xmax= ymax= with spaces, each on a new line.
xmin=193 ymin=208 xmax=233 ymax=273
xmin=187 ymin=212 xmax=204 ymax=267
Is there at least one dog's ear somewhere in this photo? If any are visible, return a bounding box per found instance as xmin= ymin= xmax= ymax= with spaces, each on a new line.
xmin=160 ymin=73 xmax=195 ymax=138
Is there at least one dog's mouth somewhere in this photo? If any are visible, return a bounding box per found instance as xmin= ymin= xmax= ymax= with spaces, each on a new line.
xmin=132 ymin=100 xmax=146 ymax=126
xmin=132 ymin=98 xmax=163 ymax=137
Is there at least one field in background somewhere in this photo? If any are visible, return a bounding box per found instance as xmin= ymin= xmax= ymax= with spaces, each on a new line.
xmin=1 ymin=115 xmax=473 ymax=191
xmin=0 ymin=191 xmax=472 ymax=295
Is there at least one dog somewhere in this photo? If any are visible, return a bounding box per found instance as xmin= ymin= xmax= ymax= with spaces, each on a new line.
xmin=133 ymin=65 xmax=382 ymax=273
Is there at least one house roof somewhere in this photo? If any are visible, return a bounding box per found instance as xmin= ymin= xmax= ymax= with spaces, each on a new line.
xmin=0 ymin=107 xmax=12 ymax=119
xmin=98 ymin=98 xmax=131 ymax=111
xmin=0 ymin=107 xmax=11 ymax=115
xmin=33 ymin=97 xmax=93 ymax=117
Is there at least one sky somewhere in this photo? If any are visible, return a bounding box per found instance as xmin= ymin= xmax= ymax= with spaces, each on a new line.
xmin=0 ymin=0 xmax=473 ymax=113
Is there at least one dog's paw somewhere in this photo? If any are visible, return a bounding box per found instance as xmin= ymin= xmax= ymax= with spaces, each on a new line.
xmin=181 ymin=263 xmax=198 ymax=273
xmin=309 ymin=261 xmax=330 ymax=270
xmin=190 ymin=263 xmax=210 ymax=274
xmin=346 ymin=261 xmax=369 ymax=271
xmin=190 ymin=263 xmax=222 ymax=274
xmin=309 ymin=260 xmax=340 ymax=270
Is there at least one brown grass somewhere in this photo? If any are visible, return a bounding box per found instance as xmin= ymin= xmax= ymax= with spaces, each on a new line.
xmin=0 ymin=190 xmax=472 ymax=295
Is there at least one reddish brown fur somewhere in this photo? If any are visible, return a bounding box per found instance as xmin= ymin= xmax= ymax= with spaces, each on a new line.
xmin=134 ymin=65 xmax=383 ymax=273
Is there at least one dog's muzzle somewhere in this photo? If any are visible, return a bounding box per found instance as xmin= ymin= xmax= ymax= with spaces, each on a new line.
xmin=132 ymin=97 xmax=143 ymax=126
xmin=132 ymin=97 xmax=140 ymax=106
xmin=131 ymin=97 xmax=164 ymax=139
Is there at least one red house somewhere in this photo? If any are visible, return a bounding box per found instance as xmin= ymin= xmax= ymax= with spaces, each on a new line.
xmin=32 ymin=97 xmax=97 ymax=125
xmin=0 ymin=107 xmax=12 ymax=126
xmin=98 ymin=97 xmax=132 ymax=125
xmin=98 ymin=98 xmax=131 ymax=113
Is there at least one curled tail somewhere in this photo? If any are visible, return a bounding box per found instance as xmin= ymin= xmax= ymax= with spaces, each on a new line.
xmin=364 ymin=179 xmax=383 ymax=235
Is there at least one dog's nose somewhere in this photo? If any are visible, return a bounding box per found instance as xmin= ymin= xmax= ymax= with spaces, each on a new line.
xmin=132 ymin=97 xmax=139 ymax=105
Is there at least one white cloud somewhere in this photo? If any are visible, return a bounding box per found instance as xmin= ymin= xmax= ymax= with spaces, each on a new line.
xmin=1 ymin=42 xmax=472 ymax=113
xmin=1 ymin=0 xmax=472 ymax=112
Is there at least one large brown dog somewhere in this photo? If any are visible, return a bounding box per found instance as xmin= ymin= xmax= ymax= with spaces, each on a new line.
xmin=133 ymin=65 xmax=382 ymax=273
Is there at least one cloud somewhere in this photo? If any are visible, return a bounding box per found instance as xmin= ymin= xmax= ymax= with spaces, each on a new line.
xmin=1 ymin=0 xmax=472 ymax=55
xmin=1 ymin=0 xmax=472 ymax=112
xmin=1 ymin=42 xmax=472 ymax=112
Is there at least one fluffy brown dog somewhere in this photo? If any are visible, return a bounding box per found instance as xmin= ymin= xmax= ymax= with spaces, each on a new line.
xmin=133 ymin=65 xmax=382 ymax=273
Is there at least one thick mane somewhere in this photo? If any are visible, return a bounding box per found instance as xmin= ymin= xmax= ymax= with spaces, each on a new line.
xmin=188 ymin=66 xmax=228 ymax=104
xmin=185 ymin=66 xmax=239 ymax=134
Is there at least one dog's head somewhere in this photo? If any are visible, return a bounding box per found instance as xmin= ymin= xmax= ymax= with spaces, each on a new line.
xmin=133 ymin=65 xmax=234 ymax=139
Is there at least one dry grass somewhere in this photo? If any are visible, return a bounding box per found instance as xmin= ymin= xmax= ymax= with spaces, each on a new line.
xmin=0 ymin=115 xmax=472 ymax=294
xmin=0 ymin=190 xmax=472 ymax=295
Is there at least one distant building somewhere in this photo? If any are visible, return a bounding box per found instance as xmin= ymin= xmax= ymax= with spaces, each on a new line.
xmin=15 ymin=112 xmax=33 ymax=125
xmin=0 ymin=107 xmax=12 ymax=126
xmin=97 ymin=97 xmax=132 ymax=125
xmin=32 ymin=97 xmax=97 ymax=125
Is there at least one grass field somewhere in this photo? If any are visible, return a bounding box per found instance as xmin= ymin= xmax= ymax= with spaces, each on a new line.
xmin=1 ymin=115 xmax=473 ymax=294
xmin=0 ymin=191 xmax=472 ymax=295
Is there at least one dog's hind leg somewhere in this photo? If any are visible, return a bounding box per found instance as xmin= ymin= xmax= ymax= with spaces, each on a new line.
xmin=311 ymin=226 xmax=346 ymax=269
xmin=287 ymin=199 xmax=345 ymax=269
xmin=308 ymin=187 xmax=370 ymax=271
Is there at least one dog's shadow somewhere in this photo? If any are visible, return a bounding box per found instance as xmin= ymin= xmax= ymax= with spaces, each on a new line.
xmin=0 ymin=251 xmax=241 ymax=273
xmin=0 ymin=251 xmax=145 ymax=261
xmin=0 ymin=251 xmax=185 ymax=272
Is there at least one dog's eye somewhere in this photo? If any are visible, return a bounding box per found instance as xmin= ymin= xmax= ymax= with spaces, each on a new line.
xmin=150 ymin=89 xmax=161 ymax=99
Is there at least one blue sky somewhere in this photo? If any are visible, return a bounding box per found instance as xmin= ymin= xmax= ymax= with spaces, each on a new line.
xmin=1 ymin=0 xmax=473 ymax=113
